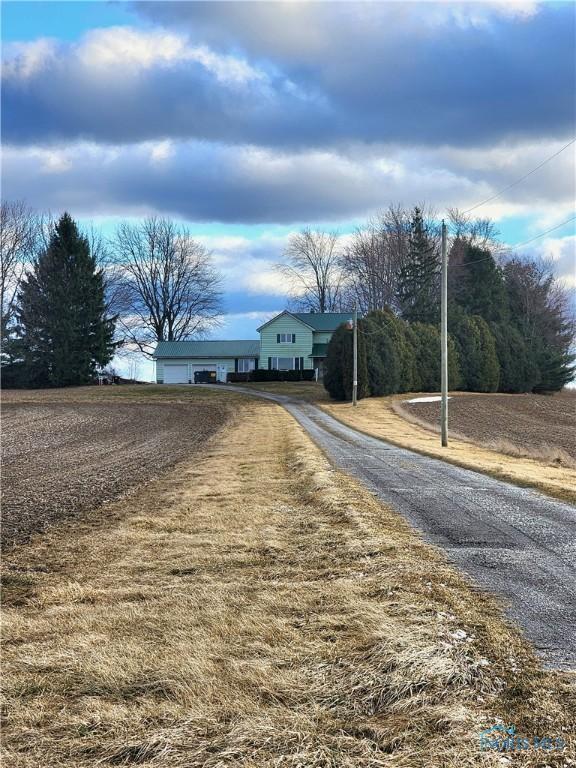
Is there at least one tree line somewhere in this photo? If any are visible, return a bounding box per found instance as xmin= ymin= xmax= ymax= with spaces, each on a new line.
xmin=1 ymin=205 xmax=222 ymax=387
xmin=1 ymin=201 xmax=573 ymax=391
xmin=314 ymin=208 xmax=574 ymax=397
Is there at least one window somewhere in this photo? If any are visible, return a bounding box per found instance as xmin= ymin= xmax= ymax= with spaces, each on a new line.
xmin=271 ymin=357 xmax=294 ymax=370
xmin=277 ymin=333 xmax=295 ymax=343
xmin=237 ymin=358 xmax=255 ymax=373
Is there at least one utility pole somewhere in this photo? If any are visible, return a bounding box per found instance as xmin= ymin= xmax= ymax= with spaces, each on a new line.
xmin=440 ymin=220 xmax=448 ymax=447
xmin=352 ymin=303 xmax=358 ymax=406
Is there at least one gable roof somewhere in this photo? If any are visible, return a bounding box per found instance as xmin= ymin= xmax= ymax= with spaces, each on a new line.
xmin=293 ymin=312 xmax=353 ymax=331
xmin=256 ymin=310 xmax=315 ymax=332
xmin=153 ymin=340 xmax=260 ymax=359
xmin=257 ymin=310 xmax=353 ymax=332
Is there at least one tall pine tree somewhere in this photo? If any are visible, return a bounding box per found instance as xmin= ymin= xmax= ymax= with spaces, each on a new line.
xmin=448 ymin=242 xmax=508 ymax=324
xmin=18 ymin=213 xmax=115 ymax=387
xmin=397 ymin=208 xmax=440 ymax=324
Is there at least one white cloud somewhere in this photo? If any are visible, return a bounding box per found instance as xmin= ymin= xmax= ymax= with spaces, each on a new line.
xmin=3 ymin=38 xmax=57 ymax=78
xmin=149 ymin=140 xmax=174 ymax=164
xmin=523 ymin=235 xmax=576 ymax=287
xmin=197 ymin=233 xmax=290 ymax=295
xmin=3 ymin=139 xmax=574 ymax=226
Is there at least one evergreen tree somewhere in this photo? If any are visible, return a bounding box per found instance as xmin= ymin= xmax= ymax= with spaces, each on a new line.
xmin=532 ymin=345 xmax=575 ymax=393
xmin=17 ymin=213 xmax=115 ymax=387
xmin=490 ymin=322 xmax=538 ymax=393
xmin=503 ymin=257 xmax=574 ymax=393
xmin=451 ymin=309 xmax=499 ymax=392
xmin=324 ymin=322 xmax=368 ymax=401
xmin=397 ymin=208 xmax=440 ymax=324
xmin=449 ymin=243 xmax=508 ymax=324
xmin=409 ymin=322 xmax=462 ymax=392
xmin=362 ymin=310 xmax=418 ymax=394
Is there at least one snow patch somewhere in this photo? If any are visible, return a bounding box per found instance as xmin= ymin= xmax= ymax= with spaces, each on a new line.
xmin=405 ymin=396 xmax=452 ymax=404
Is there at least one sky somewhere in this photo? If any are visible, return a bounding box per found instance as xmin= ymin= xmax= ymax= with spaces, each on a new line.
xmin=2 ymin=0 xmax=575 ymax=379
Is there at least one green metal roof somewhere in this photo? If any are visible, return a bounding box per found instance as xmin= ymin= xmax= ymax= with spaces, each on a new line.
xmin=154 ymin=340 xmax=260 ymax=358
xmin=293 ymin=312 xmax=353 ymax=331
xmin=257 ymin=310 xmax=354 ymax=332
xmin=310 ymin=343 xmax=329 ymax=358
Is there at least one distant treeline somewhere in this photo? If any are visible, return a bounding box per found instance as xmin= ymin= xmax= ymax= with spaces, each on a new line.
xmin=324 ymin=210 xmax=574 ymax=400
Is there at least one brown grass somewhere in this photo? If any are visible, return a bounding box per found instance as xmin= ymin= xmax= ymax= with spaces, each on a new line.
xmin=391 ymin=400 xmax=576 ymax=470
xmin=2 ymin=397 xmax=574 ymax=766
xmin=226 ymin=380 xmax=329 ymax=401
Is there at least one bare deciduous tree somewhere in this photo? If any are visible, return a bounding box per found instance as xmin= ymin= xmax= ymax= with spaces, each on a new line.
xmin=503 ymin=254 xmax=575 ymax=351
xmin=447 ymin=208 xmax=504 ymax=256
xmin=278 ymin=228 xmax=344 ymax=312
xmin=111 ymin=217 xmax=223 ymax=356
xmin=0 ymin=201 xmax=39 ymax=339
xmin=341 ymin=206 xmax=412 ymax=314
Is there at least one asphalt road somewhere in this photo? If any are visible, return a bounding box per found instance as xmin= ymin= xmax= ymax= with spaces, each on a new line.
xmin=210 ymin=386 xmax=576 ymax=669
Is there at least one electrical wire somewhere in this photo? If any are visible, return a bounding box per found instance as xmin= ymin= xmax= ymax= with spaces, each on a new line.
xmin=509 ymin=215 xmax=576 ymax=249
xmin=460 ymin=137 xmax=576 ymax=215
xmin=446 ymin=215 xmax=576 ymax=268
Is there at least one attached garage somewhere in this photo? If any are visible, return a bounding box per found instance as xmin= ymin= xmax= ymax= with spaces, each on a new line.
xmin=163 ymin=364 xmax=189 ymax=384
xmin=154 ymin=340 xmax=260 ymax=384
xmin=192 ymin=364 xmax=216 ymax=376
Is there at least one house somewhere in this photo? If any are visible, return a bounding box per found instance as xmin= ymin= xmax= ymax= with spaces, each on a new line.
xmin=153 ymin=311 xmax=353 ymax=383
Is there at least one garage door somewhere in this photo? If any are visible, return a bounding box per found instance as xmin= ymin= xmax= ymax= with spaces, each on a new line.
xmin=164 ymin=364 xmax=189 ymax=384
xmin=192 ymin=365 xmax=216 ymax=375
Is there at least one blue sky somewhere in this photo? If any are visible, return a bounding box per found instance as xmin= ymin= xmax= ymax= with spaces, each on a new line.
xmin=2 ymin=1 xmax=575 ymax=377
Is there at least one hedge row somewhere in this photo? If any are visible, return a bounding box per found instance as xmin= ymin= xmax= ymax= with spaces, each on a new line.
xmin=227 ymin=369 xmax=316 ymax=383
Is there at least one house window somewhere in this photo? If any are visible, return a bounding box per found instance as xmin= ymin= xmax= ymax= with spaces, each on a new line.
xmin=237 ymin=358 xmax=255 ymax=373
xmin=277 ymin=333 xmax=295 ymax=343
xmin=271 ymin=357 xmax=294 ymax=370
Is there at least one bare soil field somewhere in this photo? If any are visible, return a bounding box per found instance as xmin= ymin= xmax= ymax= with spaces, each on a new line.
xmin=1 ymin=386 xmax=237 ymax=548
xmin=398 ymin=391 xmax=576 ymax=464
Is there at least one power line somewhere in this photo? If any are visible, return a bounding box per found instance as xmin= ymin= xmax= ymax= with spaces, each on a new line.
xmin=510 ymin=215 xmax=576 ymax=249
xmin=447 ymin=215 xmax=576 ymax=268
xmin=460 ymin=137 xmax=576 ymax=215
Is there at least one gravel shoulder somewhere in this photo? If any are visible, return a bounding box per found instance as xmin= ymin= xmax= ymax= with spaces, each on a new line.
xmin=1 ymin=386 xmax=236 ymax=548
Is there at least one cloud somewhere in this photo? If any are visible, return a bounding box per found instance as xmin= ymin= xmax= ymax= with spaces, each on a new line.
xmin=521 ymin=234 xmax=576 ymax=288
xmin=198 ymin=233 xmax=289 ymax=295
xmin=3 ymin=138 xmax=574 ymax=226
xmin=3 ymin=4 xmax=574 ymax=149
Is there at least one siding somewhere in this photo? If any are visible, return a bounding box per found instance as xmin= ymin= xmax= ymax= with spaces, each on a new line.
xmin=312 ymin=332 xmax=333 ymax=345
xmin=259 ymin=315 xmax=314 ymax=369
xmin=156 ymin=357 xmax=256 ymax=383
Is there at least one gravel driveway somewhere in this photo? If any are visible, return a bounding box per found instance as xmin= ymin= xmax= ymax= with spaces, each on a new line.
xmin=1 ymin=397 xmax=231 ymax=548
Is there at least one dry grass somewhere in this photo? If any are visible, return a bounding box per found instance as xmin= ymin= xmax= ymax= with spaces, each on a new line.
xmin=226 ymin=380 xmax=329 ymax=402
xmin=391 ymin=400 xmax=576 ymax=470
xmin=2 ymin=397 xmax=575 ymax=766
xmin=320 ymin=395 xmax=576 ymax=505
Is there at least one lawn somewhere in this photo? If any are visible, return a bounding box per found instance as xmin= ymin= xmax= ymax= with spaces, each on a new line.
xmin=2 ymin=393 xmax=574 ymax=766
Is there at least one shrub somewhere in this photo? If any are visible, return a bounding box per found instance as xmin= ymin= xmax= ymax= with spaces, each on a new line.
xmin=362 ymin=310 xmax=417 ymax=395
xmin=227 ymin=369 xmax=315 ymax=383
xmin=452 ymin=313 xmax=499 ymax=392
xmin=324 ymin=323 xmax=368 ymax=401
xmin=408 ymin=322 xmax=462 ymax=392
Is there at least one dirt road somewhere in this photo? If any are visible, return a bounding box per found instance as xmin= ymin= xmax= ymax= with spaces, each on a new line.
xmin=212 ymin=385 xmax=576 ymax=669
